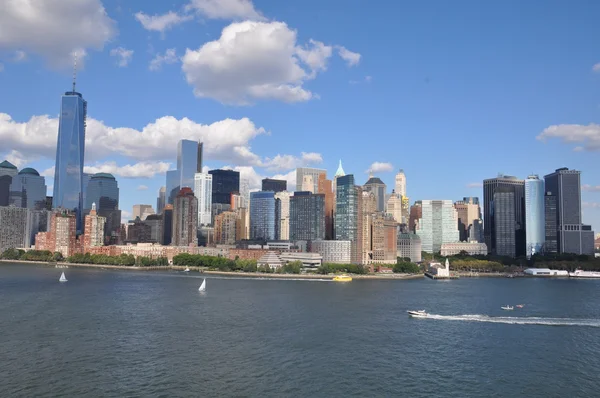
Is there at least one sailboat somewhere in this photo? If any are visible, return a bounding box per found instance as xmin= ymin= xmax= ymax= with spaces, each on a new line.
xmin=198 ymin=278 xmax=206 ymax=292
xmin=59 ymin=272 xmax=67 ymax=283
xmin=184 ymin=267 xmax=190 ymax=273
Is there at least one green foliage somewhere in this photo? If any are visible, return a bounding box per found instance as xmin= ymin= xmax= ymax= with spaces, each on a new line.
xmin=1 ymin=248 xmax=24 ymax=260
xmin=394 ymin=260 xmax=421 ymax=274
xmin=278 ymin=260 xmax=302 ymax=274
xmin=65 ymin=253 xmax=166 ymax=266
xmin=20 ymin=250 xmax=54 ymax=262
xmin=317 ymin=262 xmax=366 ymax=275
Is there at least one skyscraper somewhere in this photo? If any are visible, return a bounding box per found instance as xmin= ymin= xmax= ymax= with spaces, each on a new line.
xmin=214 ymin=211 xmax=237 ymax=245
xmin=166 ymin=170 xmax=179 ymax=205
xmin=250 ymin=191 xmax=276 ymax=240
xmin=395 ymin=169 xmax=407 ymax=197
xmin=416 ymin=200 xmax=460 ymax=253
xmin=363 ymin=175 xmax=387 ymax=212
xmin=289 ymin=192 xmax=325 ymax=241
xmin=172 ymin=188 xmax=198 ymax=246
xmin=9 ymin=168 xmax=47 ymax=210
xmin=275 ymin=191 xmax=291 ymax=240
xmin=319 ymin=178 xmax=334 ymax=240
xmin=85 ymin=173 xmax=120 ymax=243
xmin=296 ymin=167 xmax=326 ymax=195
xmin=52 ymin=79 xmax=87 ymax=233
xmin=0 ymin=206 xmax=28 ymax=252
xmin=0 ymin=160 xmax=18 ymax=206
xmin=493 ymin=188 xmax=516 ymax=257
xmin=161 ymin=204 xmax=173 ymax=245
xmin=525 ymin=175 xmax=545 ymax=257
xmin=209 ymin=169 xmax=240 ymax=205
xmin=83 ymin=203 xmax=106 ymax=249
xmin=335 ymin=174 xmax=358 ymax=241
xmin=544 ymin=168 xmax=595 ymax=255
xmin=262 ymin=178 xmax=287 ymax=192
xmin=483 ymin=175 xmax=525 ymax=257
xmin=177 ymin=139 xmax=201 ymax=189
xmin=194 ymin=172 xmax=212 ymax=226
xmin=386 ymin=190 xmax=403 ymax=223
xmin=454 ymin=197 xmax=482 ymax=242
xmin=132 ymin=204 xmax=154 ymax=220
xmin=157 ymin=186 xmax=166 ymax=214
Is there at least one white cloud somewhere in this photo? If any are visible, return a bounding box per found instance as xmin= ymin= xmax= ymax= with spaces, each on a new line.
xmin=593 ymin=63 xmax=600 ymax=73
xmin=137 ymin=185 xmax=149 ymax=191
xmin=4 ymin=150 xmax=31 ymax=168
xmin=149 ymin=48 xmax=178 ymax=71
xmin=337 ymin=46 xmax=361 ymax=66
xmin=13 ymin=50 xmax=27 ymax=62
xmin=261 ymin=152 xmax=323 ymax=171
xmin=583 ymin=184 xmax=600 ymax=192
xmin=537 ymin=123 xmax=600 ymax=152
xmin=134 ymin=11 xmax=193 ymax=33
xmin=467 ymin=182 xmax=483 ymax=188
xmin=182 ymin=21 xmax=331 ymax=104
xmin=583 ymin=202 xmax=600 ymax=209
xmin=185 ymin=0 xmax=264 ymax=20
xmin=0 ymin=0 xmax=116 ymax=68
xmin=225 ymin=166 xmax=296 ymax=191
xmin=40 ymin=166 xmax=55 ymax=178
xmin=40 ymin=161 xmax=170 ymax=179
xmin=366 ymin=162 xmax=393 ymax=174
xmin=110 ymin=47 xmax=134 ymax=67
xmin=301 ymin=152 xmax=323 ymax=164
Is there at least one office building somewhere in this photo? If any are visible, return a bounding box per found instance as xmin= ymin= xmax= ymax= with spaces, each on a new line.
xmin=214 ymin=211 xmax=237 ymax=245
xmin=83 ymin=203 xmax=106 ymax=249
xmin=172 ymin=188 xmax=198 ymax=246
xmin=441 ymin=242 xmax=488 ymax=257
xmin=544 ymin=168 xmax=595 ymax=255
xmin=0 ymin=206 xmax=28 ymax=252
xmin=397 ymin=233 xmax=422 ymax=263
xmin=161 ymin=204 xmax=173 ymax=245
xmin=250 ymin=191 xmax=276 ymax=240
xmin=289 ymin=192 xmax=326 ymax=241
xmin=311 ymin=240 xmax=351 ymax=264
xmin=525 ymin=175 xmax=545 ymax=257
xmin=401 ymin=196 xmax=410 ymax=225
xmin=85 ymin=173 xmax=120 ymax=243
xmin=409 ymin=201 xmax=422 ymax=233
xmin=52 ymin=79 xmax=87 ymax=233
xmin=363 ymin=175 xmax=386 ymax=212
xmin=416 ymin=200 xmax=460 ymax=253
xmin=361 ymin=191 xmax=377 ymax=264
xmin=275 ymin=191 xmax=291 ymax=240
xmin=236 ymin=207 xmax=249 ymax=240
xmin=483 ymin=175 xmax=525 ymax=257
xmin=0 ymin=160 xmax=18 ymax=206
xmin=296 ymin=167 xmax=326 ymax=195
xmin=262 ymin=178 xmax=287 ymax=193
xmin=386 ymin=190 xmax=403 ymax=223
xmin=144 ymin=214 xmax=163 ymax=243
xmin=24 ymin=209 xmax=51 ymax=248
xmin=335 ymin=174 xmax=358 ymax=241
xmin=177 ymin=139 xmax=201 ymax=189
xmin=370 ymin=213 xmax=398 ymax=264
xmin=166 ymin=170 xmax=179 ymax=205
xmin=35 ymin=211 xmax=78 ymax=258
xmin=157 ymin=186 xmax=166 ymax=214
xmin=209 ymin=169 xmax=240 ymax=205
xmin=454 ymin=197 xmax=482 ymax=242
xmin=239 ymin=178 xmax=250 ymax=209
xmin=126 ymin=217 xmax=152 ymax=244
xmin=194 ymin=172 xmax=212 ymax=226
xmin=133 ymin=204 xmax=153 ymax=220
xmin=9 ymin=168 xmax=47 ymax=210
xmin=395 ymin=169 xmax=407 ymax=197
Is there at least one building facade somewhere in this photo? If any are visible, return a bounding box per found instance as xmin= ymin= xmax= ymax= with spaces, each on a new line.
xmin=296 ymin=167 xmax=326 ymax=195
xmin=370 ymin=213 xmax=398 ymax=264
xmin=363 ymin=175 xmax=386 ymax=212
xmin=194 ymin=172 xmax=213 ymax=226
xmin=172 ymin=188 xmax=198 ymax=246
xmin=177 ymin=139 xmax=201 ymax=190
xmin=274 ymin=191 xmax=291 ymax=240
xmin=0 ymin=160 xmax=19 ymax=206
xmin=416 ymin=200 xmax=460 ymax=253
xmin=85 ymin=172 xmax=120 ymax=243
xmin=9 ymin=168 xmax=47 ymax=210
xmin=156 ymin=186 xmax=166 ymax=214
xmin=397 ymin=233 xmax=422 ymax=263
xmin=440 ymin=242 xmax=488 ymax=257
xmin=214 ymin=211 xmax=238 ymax=245
xmin=250 ymin=191 xmax=276 ymax=240
xmin=395 ymin=169 xmax=407 ymax=197
xmin=36 ymin=211 xmax=78 ymax=258
xmin=525 ymin=175 xmax=545 ymax=257
xmin=209 ymin=169 xmax=240 ymax=205
xmin=386 ymin=190 xmax=403 ymax=223
xmin=310 ymin=240 xmax=351 ymax=264
xmin=261 ymin=178 xmax=287 ymax=193
xmin=0 ymin=206 xmax=28 ymax=252
xmin=454 ymin=197 xmax=482 ymax=242
xmin=289 ymin=192 xmax=326 ymax=241
xmin=83 ymin=203 xmax=106 ymax=248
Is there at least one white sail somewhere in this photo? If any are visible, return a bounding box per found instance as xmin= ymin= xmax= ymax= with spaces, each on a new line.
xmin=59 ymin=272 xmax=67 ymax=282
xmin=184 ymin=267 xmax=190 ymax=272
xmin=198 ymin=278 xmax=206 ymax=292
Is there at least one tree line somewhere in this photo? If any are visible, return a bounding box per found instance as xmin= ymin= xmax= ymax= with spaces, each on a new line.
xmin=1 ymin=249 xmax=63 ymax=262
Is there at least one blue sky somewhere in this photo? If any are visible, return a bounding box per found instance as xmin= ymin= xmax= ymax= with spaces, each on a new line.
xmin=0 ymin=0 xmax=598 ymax=230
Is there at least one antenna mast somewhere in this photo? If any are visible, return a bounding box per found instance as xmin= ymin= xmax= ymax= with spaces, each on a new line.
xmin=72 ymin=52 xmax=77 ymax=93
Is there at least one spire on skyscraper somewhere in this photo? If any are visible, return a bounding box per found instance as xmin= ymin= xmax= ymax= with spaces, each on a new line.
xmin=335 ymin=159 xmax=345 ymax=177
xmin=72 ymin=52 xmax=78 ymax=93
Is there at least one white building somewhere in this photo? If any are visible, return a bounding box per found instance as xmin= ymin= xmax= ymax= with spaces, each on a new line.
xmin=386 ymin=191 xmax=403 ymax=223
xmin=397 ymin=233 xmax=422 ymax=262
xmin=524 ymin=268 xmax=568 ymax=277
xmin=280 ymin=252 xmax=323 ymax=268
xmin=440 ymin=242 xmax=488 ymax=257
xmin=194 ymin=172 xmax=212 ymax=226
xmin=416 ymin=200 xmax=460 ymax=253
xmin=258 ymin=251 xmax=284 ymax=270
xmin=395 ymin=169 xmax=407 ymax=197
xmin=275 ymin=191 xmax=291 ymax=240
xmin=296 ymin=167 xmax=326 ymax=195
xmin=430 ymin=258 xmax=450 ymax=277
xmin=311 ymin=240 xmax=351 ymax=264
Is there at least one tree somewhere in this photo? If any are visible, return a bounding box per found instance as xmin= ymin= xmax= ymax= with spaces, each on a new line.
xmin=394 ymin=261 xmax=421 ymax=274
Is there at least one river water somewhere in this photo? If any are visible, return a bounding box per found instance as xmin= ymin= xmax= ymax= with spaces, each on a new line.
xmin=1 ymin=263 xmax=599 ymax=397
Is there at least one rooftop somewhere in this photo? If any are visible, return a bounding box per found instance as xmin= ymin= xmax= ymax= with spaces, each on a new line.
xmin=19 ymin=167 xmax=40 ymax=176
xmin=92 ymin=172 xmax=115 ymax=179
xmin=0 ymin=160 xmax=17 ymax=170
xmin=365 ymin=176 xmax=385 ymax=185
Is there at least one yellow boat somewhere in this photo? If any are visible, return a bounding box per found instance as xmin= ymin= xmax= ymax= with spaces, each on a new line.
xmin=333 ymin=274 xmax=352 ymax=282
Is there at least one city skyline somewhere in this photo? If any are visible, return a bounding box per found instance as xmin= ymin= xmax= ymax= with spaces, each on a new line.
xmin=0 ymin=0 xmax=598 ymax=231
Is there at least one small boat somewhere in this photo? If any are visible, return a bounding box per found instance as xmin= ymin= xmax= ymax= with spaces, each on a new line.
xmin=183 ymin=267 xmax=190 ymax=273
xmin=407 ymin=310 xmax=429 ymax=318
xmin=59 ymin=272 xmax=67 ymax=283
xmin=501 ymin=305 xmax=514 ymax=310
xmin=516 ymin=304 xmax=524 ymax=308
xmin=569 ymin=269 xmax=600 ymax=278
xmin=333 ymin=274 xmax=352 ymax=282
xmin=198 ymin=278 xmax=206 ymax=292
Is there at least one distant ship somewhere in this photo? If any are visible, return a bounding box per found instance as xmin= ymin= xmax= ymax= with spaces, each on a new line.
xmin=407 ymin=310 xmax=429 ymax=318
xmin=333 ymin=275 xmax=352 ymax=282
xmin=569 ymin=269 xmax=600 ymax=278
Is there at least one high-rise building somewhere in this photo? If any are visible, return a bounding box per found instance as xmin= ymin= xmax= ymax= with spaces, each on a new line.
xmin=409 ymin=201 xmax=422 ymax=233
xmin=156 ymin=186 xmax=166 ymax=214
xmin=144 ymin=214 xmax=163 ymax=243
xmin=197 ymin=142 xmax=203 ymax=172
xmin=83 ymin=203 xmax=106 ymax=249
xmin=161 ymin=204 xmax=173 ymax=245
xmin=397 ymin=233 xmax=422 ymax=263
xmin=262 ymin=178 xmax=287 ymax=193
xmin=395 ymin=169 xmax=407 ymax=197
xmin=250 ymin=191 xmax=276 ymax=240
xmin=236 ymin=207 xmax=249 ymax=241
xmin=194 ymin=172 xmax=213 ymax=227
xmin=53 ymin=79 xmax=87 ymax=234
xmin=172 ymin=188 xmax=198 ymax=246
xmin=0 ymin=206 xmax=28 ymax=252
xmin=177 ymin=139 xmax=201 ymax=189
xmin=363 ymin=175 xmax=387 ymax=212
xmin=544 ymin=168 xmax=595 ymax=255
xmin=209 ymin=169 xmax=240 ymax=205
xmin=85 ymin=173 xmax=120 ymax=244
xmin=296 ymin=167 xmax=326 ymax=195
xmin=166 ymin=170 xmax=179 ymax=205
xmin=525 ymin=175 xmax=545 ymax=257
xmin=289 ymin=192 xmax=325 ymax=241
xmin=133 ymin=204 xmax=153 ymax=220
xmin=386 ymin=190 xmax=403 ymax=223
xmin=311 ymin=240 xmax=351 ymax=264
xmin=335 ymin=174 xmax=358 ymax=241
xmin=370 ymin=213 xmax=398 ymax=264
xmin=0 ymin=160 xmax=18 ymax=206
xmin=401 ymin=196 xmax=410 ymax=225
xmin=126 ymin=217 xmax=151 ymax=243
xmin=9 ymin=168 xmax=47 ymax=210
xmin=454 ymin=197 xmax=482 ymax=242
xmin=35 ymin=211 xmax=78 ymax=258
xmin=301 ymin=175 xmax=314 ymax=193
xmin=416 ymin=200 xmax=460 ymax=253
xmin=319 ymin=178 xmax=334 ymax=240
xmin=361 ymin=191 xmax=377 ymax=264
xmin=214 ymin=211 xmax=237 ymax=245
xmin=483 ymin=175 xmax=525 ymax=257
xmin=239 ymin=178 xmax=250 ymax=209
xmin=494 ymin=188 xmax=516 ymax=257
xmin=275 ymin=191 xmax=291 ymax=240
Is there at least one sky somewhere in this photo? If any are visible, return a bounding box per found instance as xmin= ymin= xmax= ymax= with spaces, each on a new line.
xmin=0 ymin=0 xmax=598 ymax=230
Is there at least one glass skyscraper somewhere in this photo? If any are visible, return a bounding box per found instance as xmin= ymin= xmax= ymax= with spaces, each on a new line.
xmin=194 ymin=173 xmax=212 ymax=226
xmin=250 ymin=191 xmax=276 ymax=240
xmin=209 ymin=169 xmax=240 ymax=205
xmin=52 ymin=88 xmax=87 ymax=233
xmin=525 ymin=175 xmax=545 ymax=258
xmin=85 ymin=173 xmax=120 ymax=244
xmin=289 ymin=192 xmax=325 ymax=241
xmin=166 ymin=140 xmax=202 ymax=205
xmin=363 ymin=176 xmax=386 ymax=212
xmin=416 ymin=200 xmax=460 ymax=253
xmin=335 ymin=174 xmax=358 ymax=241
xmin=0 ymin=160 xmax=18 ymax=206
xmin=9 ymin=168 xmax=47 ymax=210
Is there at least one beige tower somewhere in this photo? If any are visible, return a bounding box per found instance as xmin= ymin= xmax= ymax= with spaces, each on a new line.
xmin=275 ymin=191 xmax=291 ymax=240
xmin=301 ymin=175 xmax=314 ymax=193
xmin=386 ymin=191 xmax=403 ymax=223
xmin=395 ymin=169 xmax=406 ymax=197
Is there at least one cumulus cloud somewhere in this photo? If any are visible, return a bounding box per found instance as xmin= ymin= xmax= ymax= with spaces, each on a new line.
xmin=4 ymin=150 xmax=31 ymax=168
xmin=262 ymin=152 xmax=323 ymax=171
xmin=224 ymin=166 xmax=296 ymax=191
xmin=182 ymin=21 xmax=335 ymax=104
xmin=467 ymin=182 xmax=483 ymax=188
xmin=366 ymin=162 xmax=393 ymax=174
xmin=337 ymin=46 xmax=361 ymax=66
xmin=134 ymin=11 xmax=193 ymax=33
xmin=593 ymin=63 xmax=600 ymax=73
xmin=85 ymin=161 xmax=171 ymax=178
xmin=149 ymin=48 xmax=178 ymax=71
xmin=583 ymin=184 xmax=600 ymax=192
xmin=137 ymin=185 xmax=149 ymax=191
xmin=537 ymin=123 xmax=600 ymax=152
xmin=185 ymin=0 xmax=264 ymax=20
xmin=0 ymin=0 xmax=116 ymax=68
xmin=110 ymin=47 xmax=134 ymax=67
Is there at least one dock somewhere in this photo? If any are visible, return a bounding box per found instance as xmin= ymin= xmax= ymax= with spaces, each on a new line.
xmin=425 ymin=272 xmax=459 ymax=280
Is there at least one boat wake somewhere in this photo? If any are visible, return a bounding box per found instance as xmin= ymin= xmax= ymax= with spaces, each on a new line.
xmin=423 ymin=314 xmax=600 ymax=327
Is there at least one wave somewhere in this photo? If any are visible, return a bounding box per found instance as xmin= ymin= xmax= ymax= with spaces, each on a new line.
xmin=422 ymin=314 xmax=600 ymax=327
xmin=202 ymin=276 xmax=332 ymax=282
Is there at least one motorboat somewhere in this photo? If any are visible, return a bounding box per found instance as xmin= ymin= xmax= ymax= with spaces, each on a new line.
xmin=569 ymin=269 xmax=600 ymax=278
xmin=407 ymin=310 xmax=429 ymax=318
xmin=501 ymin=305 xmax=514 ymax=310
xmin=333 ymin=274 xmax=352 ymax=282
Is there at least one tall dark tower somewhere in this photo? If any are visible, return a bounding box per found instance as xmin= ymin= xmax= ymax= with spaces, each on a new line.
xmin=197 ymin=142 xmax=203 ymax=173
